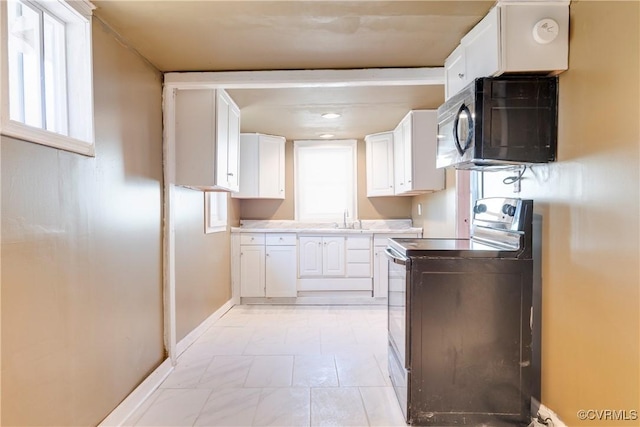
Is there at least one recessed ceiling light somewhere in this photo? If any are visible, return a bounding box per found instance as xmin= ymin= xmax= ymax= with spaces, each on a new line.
xmin=319 ymin=133 xmax=335 ymax=138
xmin=321 ymin=113 xmax=341 ymax=119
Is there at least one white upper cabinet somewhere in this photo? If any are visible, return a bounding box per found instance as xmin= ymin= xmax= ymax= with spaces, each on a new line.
xmin=444 ymin=2 xmax=569 ymax=100
xmin=233 ymin=133 xmax=286 ymax=199
xmin=365 ymin=132 xmax=394 ymax=197
xmin=393 ymin=110 xmax=444 ymax=196
xmin=444 ymin=44 xmax=467 ymax=101
xmin=174 ymin=89 xmax=240 ymax=191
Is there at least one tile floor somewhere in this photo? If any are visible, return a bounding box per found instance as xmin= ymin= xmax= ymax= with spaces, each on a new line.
xmin=125 ymin=305 xmax=406 ymax=427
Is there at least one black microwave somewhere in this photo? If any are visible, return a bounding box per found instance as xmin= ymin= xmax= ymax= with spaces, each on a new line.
xmin=436 ymin=77 xmax=558 ymax=169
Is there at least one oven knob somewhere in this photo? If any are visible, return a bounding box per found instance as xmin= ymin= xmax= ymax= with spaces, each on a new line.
xmin=502 ymin=204 xmax=516 ymax=216
xmin=474 ymin=204 xmax=487 ymax=214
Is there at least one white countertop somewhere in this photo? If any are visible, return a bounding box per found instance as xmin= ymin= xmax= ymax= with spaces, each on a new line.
xmin=231 ymin=219 xmax=422 ymax=235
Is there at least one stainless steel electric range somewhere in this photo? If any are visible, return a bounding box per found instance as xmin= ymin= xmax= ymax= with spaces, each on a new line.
xmin=385 ymin=197 xmax=539 ymax=426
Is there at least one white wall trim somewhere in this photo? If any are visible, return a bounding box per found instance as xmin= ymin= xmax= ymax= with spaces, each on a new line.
xmin=164 ymin=67 xmax=444 ymax=90
xmin=99 ymin=299 xmax=234 ymax=426
xmin=230 ymin=233 xmax=241 ymax=305
xmin=0 ymin=117 xmax=3 ymax=425
xmin=98 ymin=358 xmax=173 ymax=427
xmin=175 ymin=299 xmax=234 ymax=357
xmin=455 ymin=169 xmax=471 ymax=239
xmin=532 ymin=398 xmax=568 ymax=427
xmin=162 ymin=87 xmax=177 ymax=364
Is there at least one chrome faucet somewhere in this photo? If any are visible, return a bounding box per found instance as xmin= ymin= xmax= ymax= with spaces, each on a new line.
xmin=343 ymin=209 xmax=348 ymax=229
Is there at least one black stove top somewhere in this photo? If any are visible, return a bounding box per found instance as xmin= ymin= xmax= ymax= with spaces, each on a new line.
xmin=387 ymin=197 xmax=533 ymax=260
xmin=388 ymin=237 xmax=522 ymax=258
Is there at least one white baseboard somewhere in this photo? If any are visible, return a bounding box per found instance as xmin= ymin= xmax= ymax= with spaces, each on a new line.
xmin=175 ymin=299 xmax=234 ymax=357
xmin=533 ymin=398 xmax=567 ymax=427
xmin=240 ymin=296 xmax=387 ymax=305
xmin=99 ymin=299 xmax=235 ymax=427
xmin=98 ymin=358 xmax=173 ymax=427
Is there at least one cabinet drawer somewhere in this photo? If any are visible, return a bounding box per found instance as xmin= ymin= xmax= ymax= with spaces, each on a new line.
xmin=346 ymin=236 xmax=371 ymax=250
xmin=240 ymin=233 xmax=265 ymax=245
xmin=347 ymin=249 xmax=371 ymax=264
xmin=347 ymin=263 xmax=371 ymax=277
xmin=266 ymin=233 xmax=296 ymax=246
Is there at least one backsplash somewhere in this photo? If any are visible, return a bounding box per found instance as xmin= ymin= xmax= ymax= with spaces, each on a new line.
xmin=238 ymin=219 xmax=414 ymax=230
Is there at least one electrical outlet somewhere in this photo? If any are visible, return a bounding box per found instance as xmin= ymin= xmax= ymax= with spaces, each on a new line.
xmin=417 ymin=203 xmax=422 ymax=216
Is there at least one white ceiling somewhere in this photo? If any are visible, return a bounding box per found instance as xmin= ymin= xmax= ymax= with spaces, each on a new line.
xmin=93 ymin=0 xmax=495 ymax=140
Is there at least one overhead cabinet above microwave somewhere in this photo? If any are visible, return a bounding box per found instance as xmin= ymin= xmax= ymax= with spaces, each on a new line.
xmin=445 ymin=2 xmax=569 ymax=100
xmin=173 ymin=89 xmax=241 ymax=191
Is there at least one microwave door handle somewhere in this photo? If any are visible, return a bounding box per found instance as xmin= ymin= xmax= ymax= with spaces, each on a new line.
xmin=453 ymin=103 xmax=474 ymax=156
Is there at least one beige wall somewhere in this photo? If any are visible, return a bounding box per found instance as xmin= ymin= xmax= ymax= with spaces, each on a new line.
xmin=480 ymin=2 xmax=639 ymax=424
xmin=174 ymin=189 xmax=235 ymax=341
xmin=240 ymin=139 xmax=412 ymax=220
xmin=1 ymin=20 xmax=164 ymax=426
xmin=411 ymin=168 xmax=457 ymax=237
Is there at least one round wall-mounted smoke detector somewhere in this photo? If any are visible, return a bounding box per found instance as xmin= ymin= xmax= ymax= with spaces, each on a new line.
xmin=532 ymin=18 xmax=560 ymax=44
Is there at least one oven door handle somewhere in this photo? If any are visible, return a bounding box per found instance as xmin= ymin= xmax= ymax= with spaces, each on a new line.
xmin=384 ymin=247 xmax=408 ymax=265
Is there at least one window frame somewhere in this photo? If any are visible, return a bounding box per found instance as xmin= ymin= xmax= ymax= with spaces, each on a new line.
xmin=204 ymin=191 xmax=228 ymax=234
xmin=293 ymin=139 xmax=358 ymax=223
xmin=0 ymin=0 xmax=95 ymax=156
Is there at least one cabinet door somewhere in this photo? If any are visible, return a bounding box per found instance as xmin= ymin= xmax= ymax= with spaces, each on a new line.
xmin=463 ymin=6 xmax=500 ymax=82
xmin=299 ymin=237 xmax=323 ymax=277
xmin=365 ymin=133 xmax=394 ymax=197
xmin=393 ymin=123 xmax=406 ymax=195
xmin=409 ymin=111 xmax=444 ymax=193
xmin=401 ymin=115 xmax=413 ymax=192
xmin=323 ymin=237 xmax=345 ymax=276
xmin=216 ymin=91 xmax=230 ymax=189
xmin=240 ymin=245 xmax=265 ymax=297
xmin=444 ymin=44 xmax=467 ymax=100
xmin=226 ymin=99 xmax=240 ymax=192
xmin=373 ymin=247 xmax=389 ymax=298
xmin=234 ymin=134 xmax=260 ymax=198
xmin=259 ymin=135 xmax=285 ymax=199
xmin=266 ymin=246 xmax=297 ymax=297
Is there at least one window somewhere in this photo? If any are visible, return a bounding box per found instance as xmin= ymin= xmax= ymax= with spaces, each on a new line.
xmin=1 ymin=0 xmax=95 ymax=155
xmin=294 ymin=140 xmax=357 ymax=222
xmin=205 ymin=192 xmax=228 ymax=234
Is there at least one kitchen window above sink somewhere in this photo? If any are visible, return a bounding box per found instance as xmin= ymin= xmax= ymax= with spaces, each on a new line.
xmin=294 ymin=139 xmax=357 ymax=223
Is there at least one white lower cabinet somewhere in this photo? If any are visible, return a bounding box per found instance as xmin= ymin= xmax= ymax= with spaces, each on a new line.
xmin=240 ymin=245 xmax=265 ymax=297
xmin=265 ymin=245 xmax=296 ymax=297
xmin=323 ymin=237 xmax=346 ymax=276
xmin=235 ymin=231 xmax=419 ymax=300
xmin=240 ymin=233 xmax=296 ymax=298
xmin=298 ymin=235 xmax=372 ymax=293
xmin=298 ymin=237 xmax=324 ymax=276
xmin=372 ymin=233 xmax=421 ymax=298
xmin=298 ymin=236 xmax=346 ymax=277
xmin=373 ymin=245 xmax=389 ymax=298
xmin=346 ymin=235 xmax=371 ymax=278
